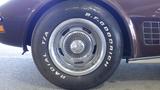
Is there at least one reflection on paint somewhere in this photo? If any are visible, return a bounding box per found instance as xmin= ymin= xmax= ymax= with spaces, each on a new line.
xmin=0 ymin=0 xmax=10 ymax=7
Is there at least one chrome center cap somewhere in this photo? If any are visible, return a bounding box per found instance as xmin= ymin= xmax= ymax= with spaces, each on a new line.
xmin=70 ymin=40 xmax=85 ymax=54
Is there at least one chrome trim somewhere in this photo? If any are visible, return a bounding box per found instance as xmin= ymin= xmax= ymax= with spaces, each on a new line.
xmin=129 ymin=56 xmax=160 ymax=61
xmin=48 ymin=18 xmax=106 ymax=76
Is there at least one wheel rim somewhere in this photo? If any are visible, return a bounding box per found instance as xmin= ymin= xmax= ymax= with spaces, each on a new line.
xmin=48 ymin=18 xmax=106 ymax=76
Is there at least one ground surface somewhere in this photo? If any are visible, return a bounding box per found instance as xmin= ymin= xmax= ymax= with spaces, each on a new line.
xmin=0 ymin=43 xmax=160 ymax=90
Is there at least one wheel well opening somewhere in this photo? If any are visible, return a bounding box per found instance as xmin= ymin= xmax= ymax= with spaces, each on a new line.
xmin=25 ymin=0 xmax=132 ymax=58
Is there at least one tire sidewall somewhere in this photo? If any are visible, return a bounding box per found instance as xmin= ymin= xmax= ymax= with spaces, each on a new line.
xmin=32 ymin=1 xmax=122 ymax=89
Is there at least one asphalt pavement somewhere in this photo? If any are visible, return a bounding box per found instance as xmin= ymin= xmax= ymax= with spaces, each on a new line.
xmin=0 ymin=43 xmax=160 ymax=90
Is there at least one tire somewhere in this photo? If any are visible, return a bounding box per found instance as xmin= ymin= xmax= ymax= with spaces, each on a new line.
xmin=31 ymin=0 xmax=123 ymax=90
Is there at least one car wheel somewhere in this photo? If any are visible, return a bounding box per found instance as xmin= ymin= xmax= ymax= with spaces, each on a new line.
xmin=31 ymin=0 xmax=123 ymax=90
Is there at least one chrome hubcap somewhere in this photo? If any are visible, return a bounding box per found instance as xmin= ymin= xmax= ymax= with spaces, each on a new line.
xmin=48 ymin=18 xmax=106 ymax=76
xmin=70 ymin=40 xmax=85 ymax=54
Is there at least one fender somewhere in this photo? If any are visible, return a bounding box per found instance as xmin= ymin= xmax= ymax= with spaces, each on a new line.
xmin=90 ymin=0 xmax=138 ymax=58
xmin=22 ymin=0 xmax=62 ymax=53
